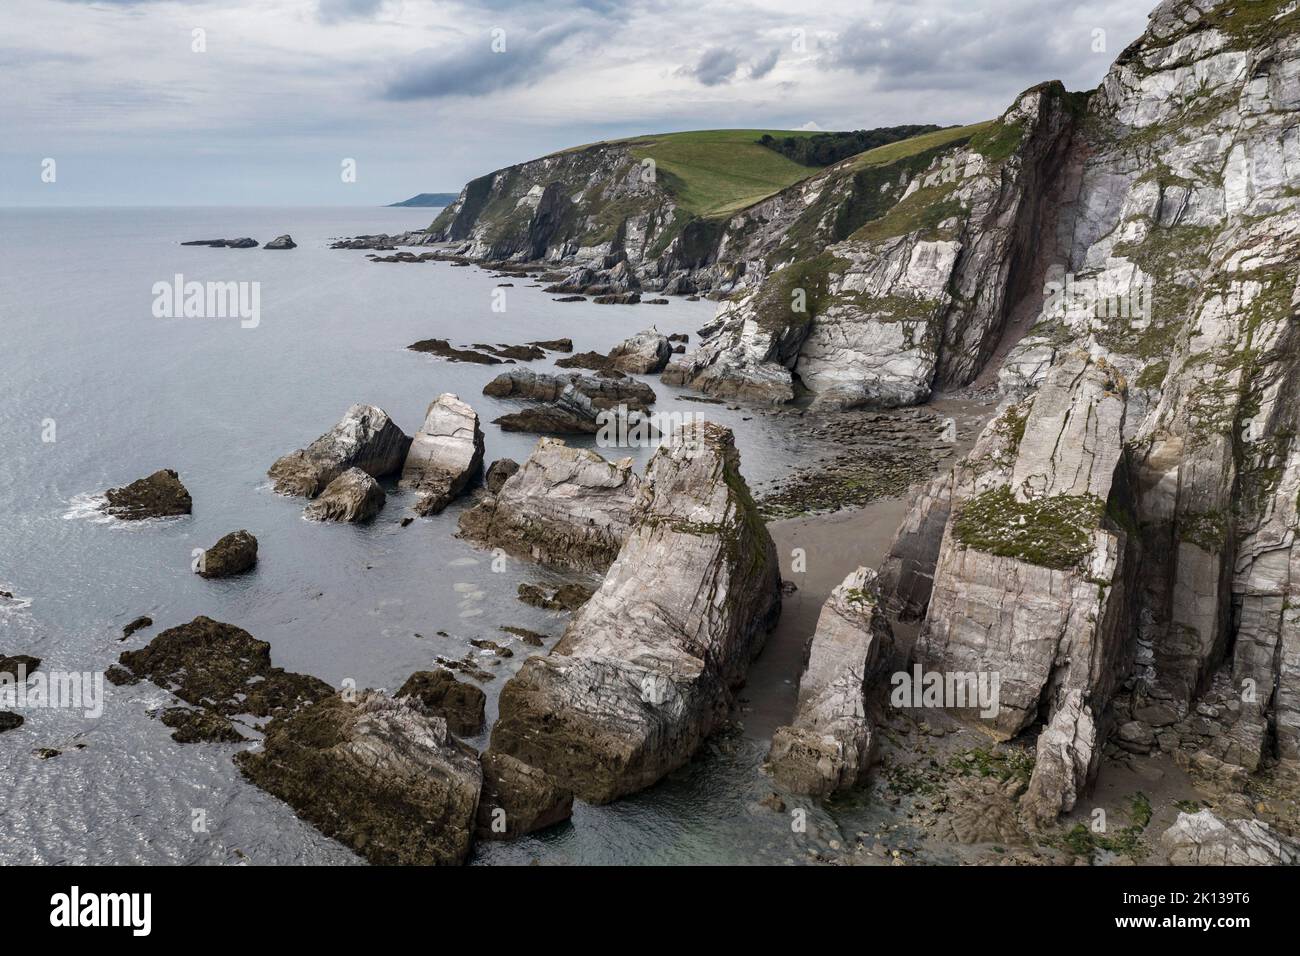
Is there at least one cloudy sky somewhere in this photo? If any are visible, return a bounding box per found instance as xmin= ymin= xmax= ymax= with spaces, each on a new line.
xmin=1 ymin=0 xmax=1152 ymax=206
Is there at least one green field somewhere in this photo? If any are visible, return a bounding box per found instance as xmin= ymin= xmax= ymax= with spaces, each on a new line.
xmin=618 ymin=129 xmax=826 ymax=218
xmin=847 ymin=122 xmax=993 ymax=169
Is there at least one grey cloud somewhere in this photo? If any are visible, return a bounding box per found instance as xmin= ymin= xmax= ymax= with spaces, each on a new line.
xmin=681 ymin=46 xmax=741 ymax=86
xmin=382 ymin=22 xmax=587 ymax=100
xmin=749 ymin=48 xmax=779 ymax=79
xmin=317 ymin=0 xmax=389 ymax=23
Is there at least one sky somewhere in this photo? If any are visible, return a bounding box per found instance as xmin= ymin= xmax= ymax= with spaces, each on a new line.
xmin=0 ymin=0 xmax=1154 ymax=207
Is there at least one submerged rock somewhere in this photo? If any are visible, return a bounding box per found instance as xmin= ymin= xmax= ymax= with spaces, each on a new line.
xmin=1160 ymin=810 xmax=1299 ymax=866
xmin=517 ymin=581 xmax=595 ymax=612
xmin=268 ymin=404 xmax=410 ymax=497
xmin=490 ymin=422 xmax=781 ymax=803
xmin=198 ymin=530 xmax=258 ymax=578
xmin=476 ymin=750 xmax=573 ymax=840
xmin=115 ymin=616 xmax=332 ymax=725
xmin=458 ymin=438 xmax=641 ymax=572
xmin=160 ymin=707 xmax=246 ymax=743
xmin=303 ymin=467 xmax=385 ymax=522
xmin=236 ymin=691 xmax=482 ymax=866
xmin=395 ymin=669 xmax=486 ymax=737
xmin=103 ymin=469 xmax=192 ymax=520
xmin=399 ymin=394 xmax=484 ymax=516
xmin=122 ymin=616 xmax=153 ymax=639
xmin=181 ymin=237 xmax=258 ymax=248
xmin=767 ymin=567 xmax=893 ymax=797
xmin=407 ymin=338 xmax=503 ymax=365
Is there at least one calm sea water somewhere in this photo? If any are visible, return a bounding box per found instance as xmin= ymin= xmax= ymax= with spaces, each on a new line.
xmin=0 ymin=207 xmax=869 ymax=865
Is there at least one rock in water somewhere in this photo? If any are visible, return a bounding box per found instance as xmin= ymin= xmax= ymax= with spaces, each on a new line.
xmin=263 ymin=234 xmax=296 ymax=250
xmin=115 ymin=616 xmax=332 ymax=722
xmin=484 ymin=458 xmax=519 ymax=494
xmin=484 ymin=368 xmax=657 ymax=434
xmin=475 ymin=750 xmax=573 ymax=840
xmin=235 ymin=691 xmax=482 ymax=866
xmin=396 ymin=669 xmax=486 ymax=737
xmin=303 ymin=467 xmax=385 ymax=523
xmin=103 ymin=469 xmax=192 ymax=520
xmin=767 ymin=567 xmax=893 ymax=796
xmin=1160 ymin=810 xmax=1299 ymax=866
xmin=607 ymin=327 xmax=671 ymax=374
xmin=0 ymin=712 xmax=23 ymax=734
xmin=490 ymin=422 xmax=781 ymax=803
xmin=458 ymin=438 xmax=641 ymax=572
xmin=268 ymin=404 xmax=410 ymax=497
xmin=399 ymin=393 xmax=484 ymax=516
xmin=198 ymin=530 xmax=258 ymax=578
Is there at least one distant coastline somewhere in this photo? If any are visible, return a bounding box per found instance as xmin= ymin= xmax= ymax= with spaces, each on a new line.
xmin=387 ymin=192 xmax=457 ymax=207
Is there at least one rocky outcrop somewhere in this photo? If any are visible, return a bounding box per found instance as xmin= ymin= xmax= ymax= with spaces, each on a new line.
xmin=489 ymin=422 xmax=781 ymax=803
xmin=399 ymin=394 xmax=484 ymax=516
xmin=198 ymin=530 xmax=258 ymax=578
xmin=607 ymin=328 xmax=671 ymax=374
xmin=235 ymin=691 xmax=482 ymax=865
xmin=303 ymin=468 xmax=385 ymax=523
xmin=111 ymin=616 xmax=332 ymax=741
xmin=911 ymin=354 xmax=1134 ymax=825
xmin=458 ymin=438 xmax=641 ymax=571
xmin=475 ymin=750 xmax=573 ymax=840
xmin=396 ymin=669 xmax=486 ymax=737
xmin=263 ymin=234 xmax=296 ymax=250
xmin=1160 ymin=810 xmax=1300 ymax=866
xmin=181 ymin=237 xmax=258 ymax=248
xmin=484 ymin=368 xmax=657 ymax=434
xmin=268 ymin=404 xmax=410 ymax=498
xmin=103 ymin=469 xmax=192 ymax=520
xmin=767 ymin=567 xmax=893 ymax=796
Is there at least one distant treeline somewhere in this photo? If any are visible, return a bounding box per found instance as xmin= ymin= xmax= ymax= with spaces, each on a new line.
xmin=758 ymin=125 xmax=946 ymax=167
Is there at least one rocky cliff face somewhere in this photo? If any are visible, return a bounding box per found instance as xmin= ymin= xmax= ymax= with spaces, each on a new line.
xmin=877 ymin=0 xmax=1300 ymax=823
xmin=665 ymin=86 xmax=1084 ymax=406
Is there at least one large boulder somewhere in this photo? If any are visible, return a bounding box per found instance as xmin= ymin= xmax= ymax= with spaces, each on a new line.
xmin=268 ymin=404 xmax=410 ymax=497
xmin=263 ymin=234 xmax=296 ymax=250
xmin=103 ymin=469 xmax=192 ymax=520
xmin=303 ymin=467 xmax=385 ymax=523
xmin=396 ymin=669 xmax=486 ymax=737
xmin=475 ymin=750 xmax=573 ymax=840
xmin=197 ymin=530 xmax=258 ymax=578
xmin=767 ymin=567 xmax=893 ymax=796
xmin=458 ymin=437 xmax=641 ymax=572
xmin=399 ymin=394 xmax=484 ymax=516
xmin=490 ymin=422 xmax=782 ymax=803
xmin=1159 ymin=810 xmax=1300 ymax=866
xmin=235 ymin=691 xmax=482 ymax=866
xmin=607 ymin=327 xmax=671 ymax=374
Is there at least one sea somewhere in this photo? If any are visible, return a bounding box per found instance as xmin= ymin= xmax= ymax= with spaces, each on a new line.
xmin=0 ymin=206 xmax=890 ymax=865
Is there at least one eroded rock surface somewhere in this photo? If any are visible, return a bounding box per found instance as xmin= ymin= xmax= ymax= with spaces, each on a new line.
xmin=768 ymin=567 xmax=893 ymax=796
xmin=236 ymin=691 xmax=482 ymax=866
xmin=490 ymin=422 xmax=781 ymax=803
xmin=396 ymin=669 xmax=486 ymax=737
xmin=268 ymin=404 xmax=410 ymax=498
xmin=303 ymin=467 xmax=385 ymax=523
xmin=458 ymin=438 xmax=641 ymax=572
xmin=1160 ymin=810 xmax=1300 ymax=866
xmin=399 ymin=394 xmax=484 ymax=515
